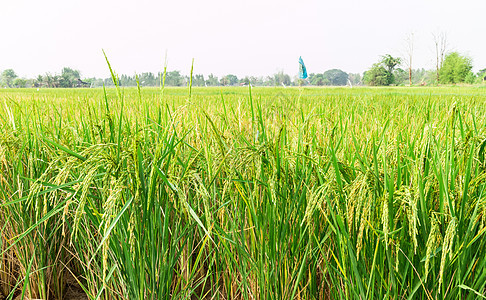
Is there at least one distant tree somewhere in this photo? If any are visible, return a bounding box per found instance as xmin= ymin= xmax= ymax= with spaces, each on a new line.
xmin=12 ymin=78 xmax=27 ymax=88
xmin=262 ymin=76 xmax=272 ymax=86
xmin=272 ymin=71 xmax=291 ymax=86
xmin=381 ymin=54 xmax=402 ymax=74
xmin=393 ymin=68 xmax=408 ymax=86
xmin=439 ymin=52 xmax=473 ymax=84
xmin=205 ymin=74 xmax=219 ymax=86
xmin=220 ymin=74 xmax=238 ymax=86
xmin=363 ymin=65 xmax=389 ymax=86
xmin=364 ymin=54 xmax=401 ymax=86
xmin=1 ymin=69 xmax=18 ymax=87
xmin=192 ymin=74 xmax=205 ymax=86
xmin=410 ymin=68 xmax=426 ymax=85
xmin=240 ymin=76 xmax=250 ymax=86
xmin=139 ymin=72 xmax=156 ymax=86
xmin=433 ymin=31 xmax=448 ymax=84
xmin=60 ymin=67 xmax=81 ymax=88
xmin=101 ymin=77 xmax=113 ymax=87
xmin=165 ymin=71 xmax=184 ymax=86
xmin=33 ymin=75 xmax=43 ymax=87
xmin=323 ymin=69 xmax=348 ymax=86
xmin=119 ymin=74 xmax=136 ymax=86
xmin=220 ymin=76 xmax=228 ymax=86
xmin=348 ymin=73 xmax=362 ymax=85
xmin=293 ymin=77 xmax=308 ymax=86
xmin=87 ymin=78 xmax=104 ymax=88
xmin=464 ymin=72 xmax=476 ymax=84
xmin=423 ymin=70 xmax=438 ymax=86
xmin=103 ymin=77 xmax=116 ymax=87
xmin=44 ymin=73 xmax=61 ymax=88
xmin=249 ymin=76 xmax=265 ymax=86
xmin=25 ymin=79 xmax=35 ymax=88
xmin=476 ymin=68 xmax=486 ymax=83
xmin=403 ymin=32 xmax=414 ymax=86
xmin=309 ymin=73 xmax=327 ymax=86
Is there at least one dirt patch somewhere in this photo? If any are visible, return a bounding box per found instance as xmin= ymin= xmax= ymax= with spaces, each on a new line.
xmin=7 ymin=271 xmax=88 ymax=300
xmin=62 ymin=271 xmax=88 ymax=300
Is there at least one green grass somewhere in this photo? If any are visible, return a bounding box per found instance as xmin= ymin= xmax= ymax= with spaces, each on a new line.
xmin=1 ymin=85 xmax=486 ymax=299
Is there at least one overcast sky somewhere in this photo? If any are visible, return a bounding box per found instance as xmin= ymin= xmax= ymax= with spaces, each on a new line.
xmin=1 ymin=0 xmax=485 ymax=79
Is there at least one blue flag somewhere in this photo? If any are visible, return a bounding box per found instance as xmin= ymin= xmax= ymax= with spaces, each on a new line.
xmin=298 ymin=56 xmax=308 ymax=79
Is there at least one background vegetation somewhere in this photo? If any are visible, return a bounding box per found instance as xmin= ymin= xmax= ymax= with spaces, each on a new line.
xmin=2 ymin=36 xmax=485 ymax=89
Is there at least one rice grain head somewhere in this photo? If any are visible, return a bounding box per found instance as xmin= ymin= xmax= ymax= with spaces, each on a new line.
xmin=439 ymin=216 xmax=457 ymax=290
xmin=425 ymin=213 xmax=442 ymax=282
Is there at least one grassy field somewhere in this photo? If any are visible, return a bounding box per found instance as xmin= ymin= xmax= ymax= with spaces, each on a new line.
xmin=1 ymin=85 xmax=486 ymax=299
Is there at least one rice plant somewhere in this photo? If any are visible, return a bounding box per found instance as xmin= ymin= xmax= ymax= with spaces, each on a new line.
xmin=1 ymin=83 xmax=486 ymax=299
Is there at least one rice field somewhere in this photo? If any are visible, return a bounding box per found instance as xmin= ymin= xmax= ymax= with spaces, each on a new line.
xmin=1 ymin=84 xmax=486 ymax=299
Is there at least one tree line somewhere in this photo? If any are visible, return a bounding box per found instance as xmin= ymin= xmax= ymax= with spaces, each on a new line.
xmin=363 ymin=52 xmax=485 ymax=86
xmin=1 ymin=54 xmax=485 ymax=88
xmin=0 ymin=68 xmax=357 ymax=88
xmin=0 ymin=67 xmax=89 ymax=88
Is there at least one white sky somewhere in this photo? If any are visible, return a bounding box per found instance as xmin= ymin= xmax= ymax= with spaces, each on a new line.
xmin=1 ymin=0 xmax=485 ymax=79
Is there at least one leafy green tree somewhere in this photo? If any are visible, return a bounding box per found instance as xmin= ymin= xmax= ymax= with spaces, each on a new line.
xmin=465 ymin=72 xmax=476 ymax=84
xmin=364 ymin=54 xmax=401 ymax=86
xmin=439 ymin=52 xmax=473 ymax=84
xmin=12 ymin=78 xmax=27 ymax=88
xmin=60 ymin=67 xmax=81 ymax=88
xmin=1 ymin=69 xmax=18 ymax=87
xmin=363 ymin=65 xmax=390 ymax=86
xmin=381 ymin=54 xmax=402 ymax=74
xmin=323 ymin=69 xmax=348 ymax=86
